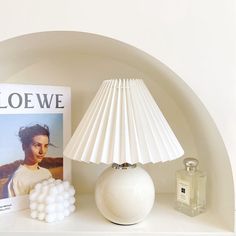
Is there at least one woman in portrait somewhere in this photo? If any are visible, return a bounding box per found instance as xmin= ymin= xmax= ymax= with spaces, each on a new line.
xmin=6 ymin=124 xmax=52 ymax=197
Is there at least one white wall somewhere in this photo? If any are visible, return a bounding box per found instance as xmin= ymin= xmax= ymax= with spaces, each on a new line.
xmin=0 ymin=0 xmax=235 ymax=229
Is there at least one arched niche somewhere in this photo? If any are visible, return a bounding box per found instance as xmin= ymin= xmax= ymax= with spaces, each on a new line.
xmin=0 ymin=31 xmax=234 ymax=231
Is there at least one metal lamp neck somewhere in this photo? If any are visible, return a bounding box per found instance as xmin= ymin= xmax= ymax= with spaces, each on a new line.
xmin=112 ymin=163 xmax=137 ymax=169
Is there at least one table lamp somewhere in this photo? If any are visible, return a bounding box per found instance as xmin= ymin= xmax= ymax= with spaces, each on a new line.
xmin=64 ymin=79 xmax=184 ymax=225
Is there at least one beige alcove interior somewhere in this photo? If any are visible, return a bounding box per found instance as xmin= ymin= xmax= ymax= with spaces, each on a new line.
xmin=0 ymin=31 xmax=234 ymax=234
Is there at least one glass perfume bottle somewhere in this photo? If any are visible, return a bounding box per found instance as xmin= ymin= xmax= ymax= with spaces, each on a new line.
xmin=175 ymin=157 xmax=207 ymax=216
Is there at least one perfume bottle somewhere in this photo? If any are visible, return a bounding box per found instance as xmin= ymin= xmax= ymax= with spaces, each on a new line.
xmin=175 ymin=158 xmax=207 ymax=216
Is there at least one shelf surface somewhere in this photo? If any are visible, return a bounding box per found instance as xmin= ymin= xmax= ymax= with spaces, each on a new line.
xmin=0 ymin=194 xmax=234 ymax=235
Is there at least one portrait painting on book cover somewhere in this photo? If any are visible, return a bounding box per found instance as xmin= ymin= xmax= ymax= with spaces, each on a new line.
xmin=0 ymin=113 xmax=63 ymax=200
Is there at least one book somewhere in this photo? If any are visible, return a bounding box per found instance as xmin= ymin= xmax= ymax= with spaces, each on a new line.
xmin=0 ymin=83 xmax=71 ymax=214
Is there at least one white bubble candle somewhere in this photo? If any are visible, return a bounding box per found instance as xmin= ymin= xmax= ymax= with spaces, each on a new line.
xmin=29 ymin=178 xmax=76 ymax=223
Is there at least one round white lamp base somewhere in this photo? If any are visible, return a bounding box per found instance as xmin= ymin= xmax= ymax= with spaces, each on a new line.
xmin=95 ymin=163 xmax=155 ymax=225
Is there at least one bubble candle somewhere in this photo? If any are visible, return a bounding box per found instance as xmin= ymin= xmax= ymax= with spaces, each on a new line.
xmin=29 ymin=178 xmax=76 ymax=223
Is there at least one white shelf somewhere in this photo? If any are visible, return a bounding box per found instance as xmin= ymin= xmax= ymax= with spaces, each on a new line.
xmin=0 ymin=194 xmax=233 ymax=235
xmin=0 ymin=31 xmax=234 ymax=234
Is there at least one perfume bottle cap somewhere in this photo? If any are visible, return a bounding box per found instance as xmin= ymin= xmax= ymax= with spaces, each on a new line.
xmin=184 ymin=158 xmax=199 ymax=171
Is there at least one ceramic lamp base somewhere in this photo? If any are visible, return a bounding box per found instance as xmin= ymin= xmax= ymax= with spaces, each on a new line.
xmin=95 ymin=164 xmax=155 ymax=225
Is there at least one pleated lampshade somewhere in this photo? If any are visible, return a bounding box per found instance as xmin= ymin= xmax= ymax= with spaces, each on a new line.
xmin=64 ymin=79 xmax=184 ymax=164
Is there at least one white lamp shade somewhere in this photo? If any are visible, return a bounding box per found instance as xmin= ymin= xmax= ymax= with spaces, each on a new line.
xmin=64 ymin=79 xmax=184 ymax=164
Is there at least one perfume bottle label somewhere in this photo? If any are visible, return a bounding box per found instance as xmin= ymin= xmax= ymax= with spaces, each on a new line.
xmin=177 ymin=178 xmax=190 ymax=205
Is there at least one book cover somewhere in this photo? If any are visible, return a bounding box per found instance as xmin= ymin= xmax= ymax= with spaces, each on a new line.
xmin=0 ymin=83 xmax=71 ymax=214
